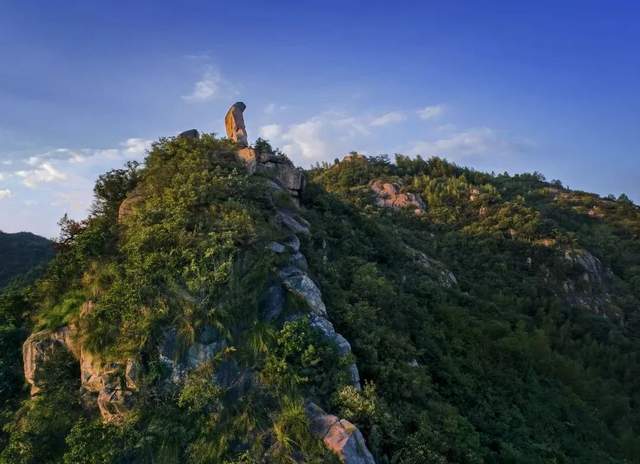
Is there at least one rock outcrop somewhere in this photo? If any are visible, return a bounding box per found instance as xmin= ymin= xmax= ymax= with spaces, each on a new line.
xmin=369 ymin=180 xmax=425 ymax=215
xmin=561 ymin=248 xmax=621 ymax=319
xmin=403 ymin=244 xmax=457 ymax=288
xmin=157 ymin=326 xmax=226 ymax=384
xmin=305 ymin=402 xmax=375 ymax=464
xmin=236 ymin=147 xmax=305 ymax=200
xmin=118 ymin=188 xmax=144 ymax=223
xmin=225 ymin=102 xmax=305 ymax=200
xmin=23 ymin=326 xmax=79 ymax=395
xmin=177 ymin=129 xmax=199 ymax=140
xmin=225 ymin=101 xmax=248 ymax=147
xmin=22 ymin=302 xmax=140 ymax=422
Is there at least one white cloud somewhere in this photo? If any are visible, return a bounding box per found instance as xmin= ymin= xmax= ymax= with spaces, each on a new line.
xmin=0 ymin=189 xmax=11 ymax=200
xmin=264 ymin=103 xmax=289 ymax=114
xmin=11 ymin=137 xmax=152 ymax=190
xmin=418 ymin=104 xmax=445 ymax=120
xmin=370 ymin=111 xmax=406 ymax=127
xmin=16 ymin=162 xmax=67 ymax=188
xmin=262 ymin=112 xmax=372 ymax=162
xmin=409 ymin=127 xmax=530 ymax=160
xmin=122 ymin=138 xmax=152 ymax=156
xmin=282 ymin=119 xmax=328 ymax=160
xmin=27 ymin=148 xmax=85 ymax=165
xmin=182 ymin=68 xmax=223 ymax=102
xmin=259 ymin=124 xmax=282 ymax=139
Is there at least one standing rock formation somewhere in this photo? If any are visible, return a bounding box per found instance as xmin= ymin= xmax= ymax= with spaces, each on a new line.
xmin=225 ymin=101 xmax=248 ymax=147
xmin=228 ymin=103 xmax=305 ymax=201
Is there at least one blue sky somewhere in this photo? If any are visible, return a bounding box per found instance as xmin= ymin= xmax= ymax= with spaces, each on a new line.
xmin=1 ymin=0 xmax=639 ymax=237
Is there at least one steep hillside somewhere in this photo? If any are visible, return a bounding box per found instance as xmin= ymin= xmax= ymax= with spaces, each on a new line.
xmin=0 ymin=231 xmax=54 ymax=288
xmin=1 ymin=121 xmax=640 ymax=463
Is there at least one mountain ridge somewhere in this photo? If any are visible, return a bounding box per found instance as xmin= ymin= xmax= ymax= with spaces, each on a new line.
xmin=1 ymin=106 xmax=640 ymax=463
xmin=0 ymin=230 xmax=54 ymax=289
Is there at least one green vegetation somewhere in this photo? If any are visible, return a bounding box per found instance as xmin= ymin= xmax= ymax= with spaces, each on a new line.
xmin=0 ymin=231 xmax=54 ymax=289
xmin=1 ymin=135 xmax=640 ymax=462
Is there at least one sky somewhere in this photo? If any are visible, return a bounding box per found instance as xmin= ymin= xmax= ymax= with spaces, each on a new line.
xmin=0 ymin=0 xmax=639 ymax=237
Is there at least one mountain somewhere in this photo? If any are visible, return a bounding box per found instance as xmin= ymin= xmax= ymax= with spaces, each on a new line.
xmin=1 ymin=123 xmax=640 ymax=463
xmin=0 ymin=231 xmax=54 ymax=288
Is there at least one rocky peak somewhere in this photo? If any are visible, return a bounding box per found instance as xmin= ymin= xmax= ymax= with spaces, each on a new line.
xmin=228 ymin=103 xmax=305 ymax=200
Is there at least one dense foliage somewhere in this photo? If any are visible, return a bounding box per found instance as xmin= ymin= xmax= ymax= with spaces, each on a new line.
xmin=1 ymin=136 xmax=640 ymax=463
xmin=304 ymin=154 xmax=640 ymax=463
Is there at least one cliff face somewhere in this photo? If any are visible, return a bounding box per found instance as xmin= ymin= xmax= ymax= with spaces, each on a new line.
xmin=5 ymin=116 xmax=640 ymax=463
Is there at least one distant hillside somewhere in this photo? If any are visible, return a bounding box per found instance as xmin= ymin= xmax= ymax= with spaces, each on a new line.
xmin=0 ymin=231 xmax=54 ymax=288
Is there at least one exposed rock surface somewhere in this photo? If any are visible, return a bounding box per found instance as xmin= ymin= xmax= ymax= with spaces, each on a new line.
xmin=309 ymin=315 xmax=361 ymax=389
xmin=369 ymin=180 xmax=425 ymax=214
xmin=177 ymin=129 xmax=199 ymax=140
xmin=22 ymin=302 xmax=143 ymax=422
xmin=236 ymin=147 xmax=305 ymax=199
xmin=276 ymin=209 xmax=311 ymax=235
xmin=403 ymin=244 xmax=457 ymax=288
xmin=561 ymin=248 xmax=620 ymax=318
xmin=225 ymin=102 xmax=248 ymax=147
xmin=23 ymin=326 xmax=79 ymax=395
xmin=305 ymin=402 xmax=376 ymax=464
xmin=226 ymin=103 xmax=305 ymax=199
xmin=158 ymin=326 xmax=226 ymax=384
xmin=279 ymin=266 xmax=327 ymax=317
xmin=118 ymin=188 xmax=144 ymax=223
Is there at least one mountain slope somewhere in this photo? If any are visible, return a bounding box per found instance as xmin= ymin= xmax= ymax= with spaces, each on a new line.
xmin=1 ymin=135 xmax=640 ymax=463
xmin=0 ymin=231 xmax=54 ymax=288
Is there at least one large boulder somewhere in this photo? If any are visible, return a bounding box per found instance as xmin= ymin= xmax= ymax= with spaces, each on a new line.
xmin=235 ymin=147 xmax=305 ymax=198
xmin=22 ymin=301 xmax=140 ymax=422
xmin=118 ymin=188 xmax=144 ymax=223
xmin=305 ymin=402 xmax=376 ymax=464
xmin=177 ymin=129 xmax=199 ymax=140
xmin=369 ymin=180 xmax=425 ymax=215
xmin=276 ymin=210 xmax=310 ymax=235
xmin=23 ymin=326 xmax=79 ymax=395
xmin=279 ymin=266 xmax=327 ymax=317
xmin=309 ymin=315 xmax=361 ymax=389
xmin=225 ymin=102 xmax=248 ymax=147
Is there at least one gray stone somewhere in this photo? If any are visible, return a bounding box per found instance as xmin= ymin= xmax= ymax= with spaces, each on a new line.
xmin=279 ymin=267 xmax=327 ymax=316
xmin=178 ymin=129 xmax=199 ymax=140
xmin=309 ymin=315 xmax=361 ymax=389
xmin=276 ymin=210 xmax=310 ymax=235
xmin=305 ymin=402 xmax=376 ymax=464
xmin=290 ymin=251 xmax=309 ymax=271
xmin=158 ymin=328 xmax=225 ymax=382
xmin=283 ymin=235 xmax=301 ymax=252
xmin=267 ymin=242 xmax=287 ymax=253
